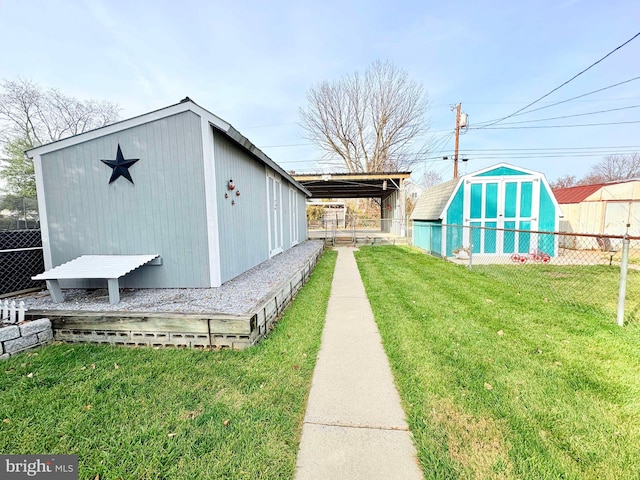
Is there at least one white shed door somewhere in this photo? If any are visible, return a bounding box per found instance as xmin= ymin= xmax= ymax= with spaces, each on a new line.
xmin=463 ymin=179 xmax=539 ymax=255
xmin=267 ymin=173 xmax=283 ymax=257
xmin=289 ymin=187 xmax=299 ymax=247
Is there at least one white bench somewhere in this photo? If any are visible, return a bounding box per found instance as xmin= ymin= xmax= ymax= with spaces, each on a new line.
xmin=32 ymin=255 xmax=161 ymax=305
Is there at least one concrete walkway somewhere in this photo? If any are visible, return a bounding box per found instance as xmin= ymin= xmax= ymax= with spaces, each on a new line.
xmin=295 ymin=247 xmax=423 ymax=480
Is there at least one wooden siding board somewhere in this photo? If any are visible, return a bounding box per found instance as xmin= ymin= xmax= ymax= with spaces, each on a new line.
xmin=445 ymin=184 xmax=464 ymax=256
xmin=38 ymin=311 xmax=252 ymax=335
xmin=413 ymin=221 xmax=443 ymax=255
xmin=297 ymin=190 xmax=307 ymax=244
xmin=300 ymin=191 xmax=308 ymax=241
xmin=538 ymin=184 xmax=556 ymax=255
xmin=40 ymin=111 xmax=210 ymax=288
xmin=283 ymin=187 xmax=291 ymax=248
xmin=214 ymin=132 xmax=270 ymax=283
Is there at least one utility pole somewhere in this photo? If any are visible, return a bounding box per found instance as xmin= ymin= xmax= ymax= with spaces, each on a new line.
xmin=452 ymin=103 xmax=469 ymax=179
xmin=453 ymin=103 xmax=461 ymax=179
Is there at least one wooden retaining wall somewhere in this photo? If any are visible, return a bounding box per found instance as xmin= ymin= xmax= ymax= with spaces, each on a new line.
xmin=25 ymin=248 xmax=323 ymax=350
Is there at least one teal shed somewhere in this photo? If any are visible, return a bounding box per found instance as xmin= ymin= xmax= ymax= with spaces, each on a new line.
xmin=410 ymin=163 xmax=560 ymax=258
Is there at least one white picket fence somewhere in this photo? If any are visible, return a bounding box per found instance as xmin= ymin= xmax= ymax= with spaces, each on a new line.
xmin=1 ymin=299 xmax=27 ymax=324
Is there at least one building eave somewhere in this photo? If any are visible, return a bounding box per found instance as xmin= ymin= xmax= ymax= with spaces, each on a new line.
xmin=26 ymin=98 xmax=311 ymax=197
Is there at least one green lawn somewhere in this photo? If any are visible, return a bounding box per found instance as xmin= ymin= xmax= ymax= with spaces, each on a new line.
xmin=356 ymin=246 xmax=640 ymax=480
xmin=0 ymin=249 xmax=337 ymax=480
xmin=474 ymin=262 xmax=640 ymax=323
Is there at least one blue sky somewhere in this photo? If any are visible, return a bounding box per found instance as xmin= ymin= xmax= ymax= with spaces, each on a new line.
xmin=1 ymin=0 xmax=639 ymax=183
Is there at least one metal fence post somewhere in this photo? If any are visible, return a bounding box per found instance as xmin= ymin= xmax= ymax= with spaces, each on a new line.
xmin=616 ymin=237 xmax=630 ymax=326
xmin=468 ymin=244 xmax=473 ymax=270
xmin=430 ymin=224 xmax=435 ymax=256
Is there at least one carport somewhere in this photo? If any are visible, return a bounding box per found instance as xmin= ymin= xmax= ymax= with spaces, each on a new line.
xmin=292 ymin=172 xmax=411 ymax=242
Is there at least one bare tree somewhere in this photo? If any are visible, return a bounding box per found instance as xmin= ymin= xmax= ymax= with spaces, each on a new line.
xmin=580 ymin=153 xmax=640 ymax=183
xmin=0 ymin=78 xmax=120 ymax=200
xmin=0 ymin=77 xmax=120 ymax=146
xmin=299 ymin=61 xmax=430 ymax=173
xmin=419 ymin=170 xmax=443 ymax=189
xmin=550 ymin=174 xmax=577 ymax=189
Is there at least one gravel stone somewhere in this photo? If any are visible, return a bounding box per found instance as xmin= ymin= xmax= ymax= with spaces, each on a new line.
xmin=21 ymin=240 xmax=325 ymax=315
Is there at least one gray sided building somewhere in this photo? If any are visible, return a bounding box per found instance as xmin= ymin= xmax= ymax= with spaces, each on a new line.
xmin=27 ymin=99 xmax=310 ymax=289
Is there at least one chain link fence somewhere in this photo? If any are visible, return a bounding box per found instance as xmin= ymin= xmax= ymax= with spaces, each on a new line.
xmin=0 ymin=229 xmax=45 ymax=296
xmin=414 ymin=224 xmax=640 ymax=325
xmin=308 ymin=214 xmax=410 ymax=245
xmin=309 ymin=214 xmax=402 ymax=231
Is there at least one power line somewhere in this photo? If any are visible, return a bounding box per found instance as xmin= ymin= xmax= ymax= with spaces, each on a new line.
xmin=473 ymin=76 xmax=640 ymax=126
xmin=455 ymin=153 xmax=635 ymax=159
xmin=277 ymin=143 xmax=640 ymax=165
xmin=259 ymin=129 xmax=451 ymax=149
xmin=239 ymin=92 xmax=640 ymax=133
xmin=474 ymin=104 xmax=640 ymax=126
xmin=424 ymin=131 xmax=455 ymax=172
xmin=456 ymin=96 xmax=640 ymax=105
xmin=479 ymin=31 xmax=640 ymax=128
xmin=471 ymin=119 xmax=640 ymax=130
xmin=246 ymin=77 xmax=640 ymax=139
xmin=459 ymin=145 xmax=640 ymax=152
xmin=278 ymin=150 xmax=639 ymax=166
xmin=429 ymin=131 xmax=455 ymax=155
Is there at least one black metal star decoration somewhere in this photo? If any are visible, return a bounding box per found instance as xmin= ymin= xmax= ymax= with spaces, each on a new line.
xmin=101 ymin=144 xmax=139 ymax=184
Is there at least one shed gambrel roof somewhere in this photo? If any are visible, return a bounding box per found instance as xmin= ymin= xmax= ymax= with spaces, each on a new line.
xmin=26 ymin=98 xmax=310 ymax=197
xmin=410 ymin=178 xmax=459 ymax=221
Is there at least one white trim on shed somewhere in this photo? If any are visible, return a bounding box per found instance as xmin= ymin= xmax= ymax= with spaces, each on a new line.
xmin=27 ymin=99 xmax=310 ymax=289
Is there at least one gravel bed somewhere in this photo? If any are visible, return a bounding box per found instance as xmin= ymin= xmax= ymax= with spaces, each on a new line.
xmin=20 ymin=240 xmax=325 ymax=315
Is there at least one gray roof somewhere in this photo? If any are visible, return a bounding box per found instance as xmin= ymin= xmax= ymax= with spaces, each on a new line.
xmin=410 ymin=178 xmax=460 ymax=221
xmin=26 ymin=98 xmax=311 ymax=197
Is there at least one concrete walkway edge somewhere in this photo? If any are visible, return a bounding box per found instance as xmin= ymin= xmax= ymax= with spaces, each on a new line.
xmin=294 ymin=247 xmax=423 ymax=479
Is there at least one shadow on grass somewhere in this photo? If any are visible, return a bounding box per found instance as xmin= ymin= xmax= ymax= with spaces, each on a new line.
xmin=0 ymin=250 xmax=338 ymax=480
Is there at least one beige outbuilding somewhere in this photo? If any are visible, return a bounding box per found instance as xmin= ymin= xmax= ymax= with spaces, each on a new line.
xmin=553 ymin=180 xmax=640 ymax=236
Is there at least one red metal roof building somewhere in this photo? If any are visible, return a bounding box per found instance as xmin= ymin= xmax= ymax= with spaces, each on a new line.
xmin=552 ymin=180 xmax=640 ymax=236
xmin=552 ymin=184 xmax=606 ymax=204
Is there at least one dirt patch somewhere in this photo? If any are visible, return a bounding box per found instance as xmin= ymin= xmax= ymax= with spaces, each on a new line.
xmin=430 ymin=399 xmax=514 ymax=479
